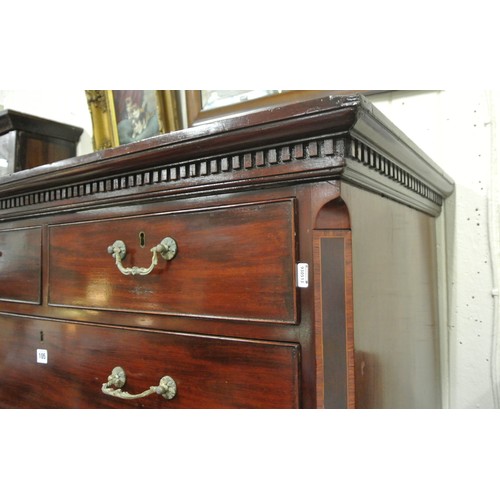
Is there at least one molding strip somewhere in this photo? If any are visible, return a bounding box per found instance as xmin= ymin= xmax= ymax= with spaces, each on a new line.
xmin=0 ymin=133 xmax=444 ymax=217
xmin=0 ymin=136 xmax=346 ymax=212
xmin=347 ymin=137 xmax=443 ymax=206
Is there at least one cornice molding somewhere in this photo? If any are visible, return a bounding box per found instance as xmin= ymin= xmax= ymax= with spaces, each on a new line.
xmin=0 ymin=135 xmax=346 ymax=219
xmin=343 ymin=137 xmax=444 ymax=215
xmin=0 ymin=94 xmax=454 ymax=220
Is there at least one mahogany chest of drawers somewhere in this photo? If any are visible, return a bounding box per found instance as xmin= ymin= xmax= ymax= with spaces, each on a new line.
xmin=0 ymin=95 xmax=454 ymax=408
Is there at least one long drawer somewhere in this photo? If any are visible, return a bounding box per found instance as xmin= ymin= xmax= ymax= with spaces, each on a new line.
xmin=0 ymin=226 xmax=42 ymax=304
xmin=48 ymin=199 xmax=297 ymax=324
xmin=0 ymin=315 xmax=301 ymax=408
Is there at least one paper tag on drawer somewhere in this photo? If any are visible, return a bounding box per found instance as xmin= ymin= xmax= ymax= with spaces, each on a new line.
xmin=297 ymin=263 xmax=309 ymax=288
xmin=36 ymin=349 xmax=48 ymax=364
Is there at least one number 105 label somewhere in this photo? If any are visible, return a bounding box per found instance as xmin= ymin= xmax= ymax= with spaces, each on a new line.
xmin=36 ymin=349 xmax=48 ymax=364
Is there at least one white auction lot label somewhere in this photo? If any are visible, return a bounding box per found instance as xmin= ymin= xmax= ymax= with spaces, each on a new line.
xmin=297 ymin=263 xmax=309 ymax=288
xmin=36 ymin=349 xmax=48 ymax=364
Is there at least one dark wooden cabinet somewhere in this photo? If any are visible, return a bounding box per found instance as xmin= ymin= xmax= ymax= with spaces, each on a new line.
xmin=0 ymin=95 xmax=453 ymax=408
xmin=0 ymin=109 xmax=83 ymax=175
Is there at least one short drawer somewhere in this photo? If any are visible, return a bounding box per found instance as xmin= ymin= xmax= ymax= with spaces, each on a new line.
xmin=0 ymin=226 xmax=42 ymax=304
xmin=48 ymin=199 xmax=297 ymax=323
xmin=0 ymin=316 xmax=301 ymax=409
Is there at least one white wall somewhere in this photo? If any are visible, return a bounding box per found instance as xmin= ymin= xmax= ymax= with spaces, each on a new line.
xmin=1 ymin=89 xmax=498 ymax=408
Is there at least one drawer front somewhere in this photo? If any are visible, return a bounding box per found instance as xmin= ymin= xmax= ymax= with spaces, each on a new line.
xmin=0 ymin=227 xmax=42 ymax=304
xmin=0 ymin=316 xmax=300 ymax=409
xmin=48 ymin=199 xmax=297 ymax=323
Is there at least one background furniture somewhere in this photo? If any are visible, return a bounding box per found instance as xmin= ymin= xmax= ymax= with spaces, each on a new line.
xmin=0 ymin=109 xmax=83 ymax=176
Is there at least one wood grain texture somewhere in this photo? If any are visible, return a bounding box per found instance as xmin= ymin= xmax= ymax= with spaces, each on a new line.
xmin=48 ymin=199 xmax=297 ymax=323
xmin=0 ymin=226 xmax=42 ymax=303
xmin=0 ymin=315 xmax=301 ymax=409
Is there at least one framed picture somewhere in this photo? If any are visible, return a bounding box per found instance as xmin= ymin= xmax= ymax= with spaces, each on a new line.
xmin=86 ymin=90 xmax=180 ymax=150
xmin=185 ymin=90 xmax=389 ymax=126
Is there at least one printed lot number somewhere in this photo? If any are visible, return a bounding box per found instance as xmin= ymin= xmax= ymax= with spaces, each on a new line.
xmin=37 ymin=349 xmax=48 ymax=364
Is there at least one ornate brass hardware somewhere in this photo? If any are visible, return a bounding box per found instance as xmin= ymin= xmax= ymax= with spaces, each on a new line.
xmin=102 ymin=366 xmax=177 ymax=401
xmin=107 ymin=236 xmax=177 ymax=276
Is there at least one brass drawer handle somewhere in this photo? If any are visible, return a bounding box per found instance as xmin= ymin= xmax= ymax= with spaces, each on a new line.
xmin=107 ymin=237 xmax=177 ymax=276
xmin=102 ymin=366 xmax=177 ymax=400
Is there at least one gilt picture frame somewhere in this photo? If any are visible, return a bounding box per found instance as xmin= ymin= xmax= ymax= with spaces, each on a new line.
xmin=86 ymin=90 xmax=180 ymax=150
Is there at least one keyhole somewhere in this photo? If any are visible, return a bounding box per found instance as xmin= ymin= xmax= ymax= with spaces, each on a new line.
xmin=139 ymin=232 xmax=146 ymax=248
xmin=40 ymin=331 xmax=44 ymax=342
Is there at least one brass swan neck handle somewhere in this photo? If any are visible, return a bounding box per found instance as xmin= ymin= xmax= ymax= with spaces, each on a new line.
xmin=107 ymin=237 xmax=177 ymax=276
xmin=102 ymin=366 xmax=177 ymax=401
